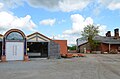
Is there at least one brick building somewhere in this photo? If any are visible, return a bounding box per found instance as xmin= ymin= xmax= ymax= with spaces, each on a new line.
xmin=76 ymin=28 xmax=120 ymax=54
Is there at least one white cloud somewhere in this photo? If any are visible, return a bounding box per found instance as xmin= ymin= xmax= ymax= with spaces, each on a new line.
xmin=63 ymin=14 xmax=93 ymax=35
xmin=0 ymin=3 xmax=4 ymax=9
xmin=97 ymin=24 xmax=107 ymax=35
xmin=59 ymin=0 xmax=91 ymax=12
xmin=108 ymin=2 xmax=120 ymax=10
xmin=54 ymin=14 xmax=107 ymax=45
xmin=54 ymin=34 xmax=79 ymax=45
xmin=26 ymin=0 xmax=59 ymax=10
xmin=98 ymin=0 xmax=112 ymax=5
xmin=0 ymin=0 xmax=24 ymax=9
xmin=2 ymin=0 xmax=120 ymax=12
xmin=0 ymin=0 xmax=92 ymax=12
xmin=62 ymin=14 xmax=94 ymax=45
xmin=26 ymin=0 xmax=92 ymax=12
xmin=0 ymin=11 xmax=36 ymax=33
xmin=98 ymin=0 xmax=120 ymax=10
xmin=40 ymin=18 xmax=56 ymax=26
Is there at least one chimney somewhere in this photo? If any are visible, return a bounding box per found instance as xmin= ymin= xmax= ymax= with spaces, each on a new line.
xmin=114 ymin=28 xmax=119 ymax=39
xmin=106 ymin=31 xmax=111 ymax=37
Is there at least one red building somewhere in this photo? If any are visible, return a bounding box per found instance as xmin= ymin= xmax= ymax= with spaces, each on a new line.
xmin=77 ymin=28 xmax=120 ymax=54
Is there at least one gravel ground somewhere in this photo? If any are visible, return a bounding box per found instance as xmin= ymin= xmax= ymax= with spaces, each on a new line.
xmin=0 ymin=54 xmax=120 ymax=79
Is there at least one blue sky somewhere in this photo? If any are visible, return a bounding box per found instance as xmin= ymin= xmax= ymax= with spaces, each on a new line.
xmin=0 ymin=0 xmax=120 ymax=45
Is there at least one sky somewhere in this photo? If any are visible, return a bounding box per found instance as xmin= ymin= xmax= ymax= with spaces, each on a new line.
xmin=0 ymin=0 xmax=120 ymax=45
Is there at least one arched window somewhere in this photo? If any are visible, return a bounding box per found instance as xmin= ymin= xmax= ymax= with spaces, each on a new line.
xmin=6 ymin=32 xmax=24 ymax=40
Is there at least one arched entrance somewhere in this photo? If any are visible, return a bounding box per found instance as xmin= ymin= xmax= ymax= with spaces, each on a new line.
xmin=2 ymin=29 xmax=27 ymax=61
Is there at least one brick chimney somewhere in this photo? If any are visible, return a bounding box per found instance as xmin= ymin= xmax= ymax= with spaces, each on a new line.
xmin=114 ymin=28 xmax=119 ymax=39
xmin=106 ymin=31 xmax=111 ymax=37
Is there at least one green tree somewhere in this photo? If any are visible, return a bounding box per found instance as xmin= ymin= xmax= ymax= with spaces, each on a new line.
xmin=81 ymin=24 xmax=99 ymax=51
xmin=68 ymin=45 xmax=76 ymax=50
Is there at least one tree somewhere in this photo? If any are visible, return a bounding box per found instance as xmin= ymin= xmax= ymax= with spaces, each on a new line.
xmin=68 ymin=45 xmax=76 ymax=50
xmin=81 ymin=24 xmax=99 ymax=51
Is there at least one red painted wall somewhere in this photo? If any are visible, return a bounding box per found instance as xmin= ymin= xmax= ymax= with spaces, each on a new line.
xmin=53 ymin=40 xmax=68 ymax=55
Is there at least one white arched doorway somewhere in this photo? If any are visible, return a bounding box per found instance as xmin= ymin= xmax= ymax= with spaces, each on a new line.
xmin=3 ymin=29 xmax=27 ymax=61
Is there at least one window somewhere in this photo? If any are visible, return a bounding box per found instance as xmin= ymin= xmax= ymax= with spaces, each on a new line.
xmin=6 ymin=32 xmax=24 ymax=40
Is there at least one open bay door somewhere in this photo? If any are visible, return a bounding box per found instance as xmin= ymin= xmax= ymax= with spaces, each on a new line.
xmin=27 ymin=32 xmax=51 ymax=58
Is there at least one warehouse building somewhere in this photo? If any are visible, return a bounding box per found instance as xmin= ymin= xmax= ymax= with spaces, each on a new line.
xmin=0 ymin=29 xmax=65 ymax=61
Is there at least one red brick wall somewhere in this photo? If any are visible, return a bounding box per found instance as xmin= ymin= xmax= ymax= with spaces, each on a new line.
xmin=101 ymin=43 xmax=109 ymax=53
xmin=111 ymin=44 xmax=118 ymax=50
xmin=101 ymin=43 xmax=120 ymax=53
xmin=53 ymin=40 xmax=68 ymax=55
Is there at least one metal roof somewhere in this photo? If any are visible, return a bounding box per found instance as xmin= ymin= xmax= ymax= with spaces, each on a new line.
xmin=94 ymin=36 xmax=120 ymax=44
xmin=77 ymin=35 xmax=120 ymax=46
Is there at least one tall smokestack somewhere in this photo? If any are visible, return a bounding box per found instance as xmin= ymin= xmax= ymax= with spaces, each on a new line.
xmin=114 ymin=28 xmax=119 ymax=39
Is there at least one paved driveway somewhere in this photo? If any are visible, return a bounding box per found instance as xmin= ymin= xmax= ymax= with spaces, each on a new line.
xmin=0 ymin=54 xmax=120 ymax=79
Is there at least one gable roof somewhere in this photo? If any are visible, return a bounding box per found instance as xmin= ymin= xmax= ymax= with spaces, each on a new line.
xmin=78 ymin=41 xmax=88 ymax=47
xmin=27 ymin=32 xmax=52 ymax=42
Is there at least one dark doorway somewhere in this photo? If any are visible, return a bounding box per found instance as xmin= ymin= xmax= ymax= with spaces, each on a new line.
xmin=27 ymin=42 xmax=48 ymax=58
xmin=0 ymin=42 xmax=2 ymax=60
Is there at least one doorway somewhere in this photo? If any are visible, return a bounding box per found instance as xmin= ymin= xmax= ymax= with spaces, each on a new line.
xmin=27 ymin=42 xmax=48 ymax=58
xmin=3 ymin=29 xmax=26 ymax=61
xmin=6 ymin=42 xmax=24 ymax=60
